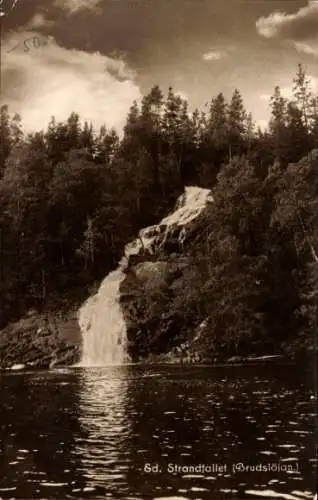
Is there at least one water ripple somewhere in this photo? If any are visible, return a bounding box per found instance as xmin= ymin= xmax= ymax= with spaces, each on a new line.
xmin=0 ymin=365 xmax=315 ymax=499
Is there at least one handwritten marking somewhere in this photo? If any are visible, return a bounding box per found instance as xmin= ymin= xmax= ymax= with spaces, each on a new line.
xmin=7 ymin=35 xmax=52 ymax=53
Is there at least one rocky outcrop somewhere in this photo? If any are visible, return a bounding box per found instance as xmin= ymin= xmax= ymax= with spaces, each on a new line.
xmin=119 ymin=187 xmax=214 ymax=361
xmin=120 ymin=258 xmax=190 ymax=360
xmin=0 ymin=309 xmax=81 ymax=370
xmin=124 ymin=187 xmax=213 ymax=262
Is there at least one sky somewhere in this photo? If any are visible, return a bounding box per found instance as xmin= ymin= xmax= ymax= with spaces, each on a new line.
xmin=1 ymin=0 xmax=317 ymax=133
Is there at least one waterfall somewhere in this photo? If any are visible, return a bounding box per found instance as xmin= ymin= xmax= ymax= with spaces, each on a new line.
xmin=78 ymin=264 xmax=129 ymax=367
xmin=78 ymin=186 xmax=213 ymax=367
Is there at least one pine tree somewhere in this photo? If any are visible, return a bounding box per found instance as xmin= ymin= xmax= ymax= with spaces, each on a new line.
xmin=292 ymin=64 xmax=312 ymax=131
xmin=45 ymin=112 xmax=82 ymax=164
xmin=269 ymin=86 xmax=288 ymax=164
xmin=80 ymin=121 xmax=95 ymax=153
xmin=286 ymin=102 xmax=311 ymax=162
xmin=95 ymin=127 xmax=119 ymax=164
xmin=123 ymin=100 xmax=140 ymax=138
xmin=66 ymin=112 xmax=81 ymax=150
xmin=141 ymin=85 xmax=164 ymax=125
xmin=77 ymin=216 xmax=96 ymax=270
xmin=227 ymin=89 xmax=247 ymax=159
xmin=161 ymin=87 xmax=195 ymax=183
xmin=140 ymin=85 xmax=164 ymax=191
xmin=208 ymin=92 xmax=228 ymax=148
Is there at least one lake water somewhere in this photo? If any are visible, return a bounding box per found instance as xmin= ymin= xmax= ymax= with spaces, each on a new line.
xmin=0 ymin=364 xmax=316 ymax=500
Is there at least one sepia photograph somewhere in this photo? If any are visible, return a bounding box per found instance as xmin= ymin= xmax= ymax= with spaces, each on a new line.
xmin=0 ymin=0 xmax=317 ymax=499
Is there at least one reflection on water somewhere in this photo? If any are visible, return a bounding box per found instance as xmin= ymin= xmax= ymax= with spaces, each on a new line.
xmin=0 ymin=365 xmax=316 ymax=499
xmin=74 ymin=369 xmax=131 ymax=496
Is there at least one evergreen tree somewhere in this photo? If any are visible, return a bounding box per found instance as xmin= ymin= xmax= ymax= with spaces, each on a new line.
xmin=140 ymin=85 xmax=164 ymax=191
xmin=208 ymin=93 xmax=228 ymax=147
xmin=227 ymin=88 xmax=247 ymax=159
xmin=269 ymin=86 xmax=288 ymax=164
xmin=161 ymin=87 xmax=197 ymax=184
xmin=80 ymin=121 xmax=95 ymax=154
xmin=95 ymin=127 xmax=119 ymax=164
xmin=292 ymin=63 xmax=312 ymax=131
xmin=205 ymin=92 xmax=229 ymax=169
xmin=286 ymin=102 xmax=311 ymax=162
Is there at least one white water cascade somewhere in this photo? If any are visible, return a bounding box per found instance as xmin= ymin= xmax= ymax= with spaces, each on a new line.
xmin=78 ymin=265 xmax=129 ymax=366
xmin=78 ymin=186 xmax=213 ymax=367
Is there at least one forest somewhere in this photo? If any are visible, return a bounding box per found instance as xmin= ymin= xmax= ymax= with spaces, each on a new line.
xmin=0 ymin=64 xmax=317 ymax=357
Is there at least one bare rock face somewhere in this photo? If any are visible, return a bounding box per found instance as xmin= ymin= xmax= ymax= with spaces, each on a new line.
xmin=124 ymin=186 xmax=213 ymax=263
xmin=0 ymin=310 xmax=81 ymax=370
xmin=119 ymin=187 xmax=214 ymax=361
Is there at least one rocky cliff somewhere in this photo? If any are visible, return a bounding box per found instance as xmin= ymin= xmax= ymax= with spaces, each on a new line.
xmin=119 ymin=186 xmax=215 ymax=362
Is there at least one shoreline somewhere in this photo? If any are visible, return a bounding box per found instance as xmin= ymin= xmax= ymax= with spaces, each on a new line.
xmin=1 ymin=353 xmax=314 ymax=372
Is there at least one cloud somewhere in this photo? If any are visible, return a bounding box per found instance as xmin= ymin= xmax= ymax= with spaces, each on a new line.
xmin=202 ymin=50 xmax=227 ymax=61
xmin=256 ymin=3 xmax=318 ymax=56
xmin=2 ymin=32 xmax=141 ymax=134
xmin=54 ymin=0 xmax=102 ymax=14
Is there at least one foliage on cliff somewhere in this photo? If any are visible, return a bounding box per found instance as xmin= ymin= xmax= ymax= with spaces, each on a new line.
xmin=192 ymin=151 xmax=317 ymax=358
xmin=121 ymin=151 xmax=317 ymax=361
xmin=0 ymin=63 xmax=317 ymax=363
